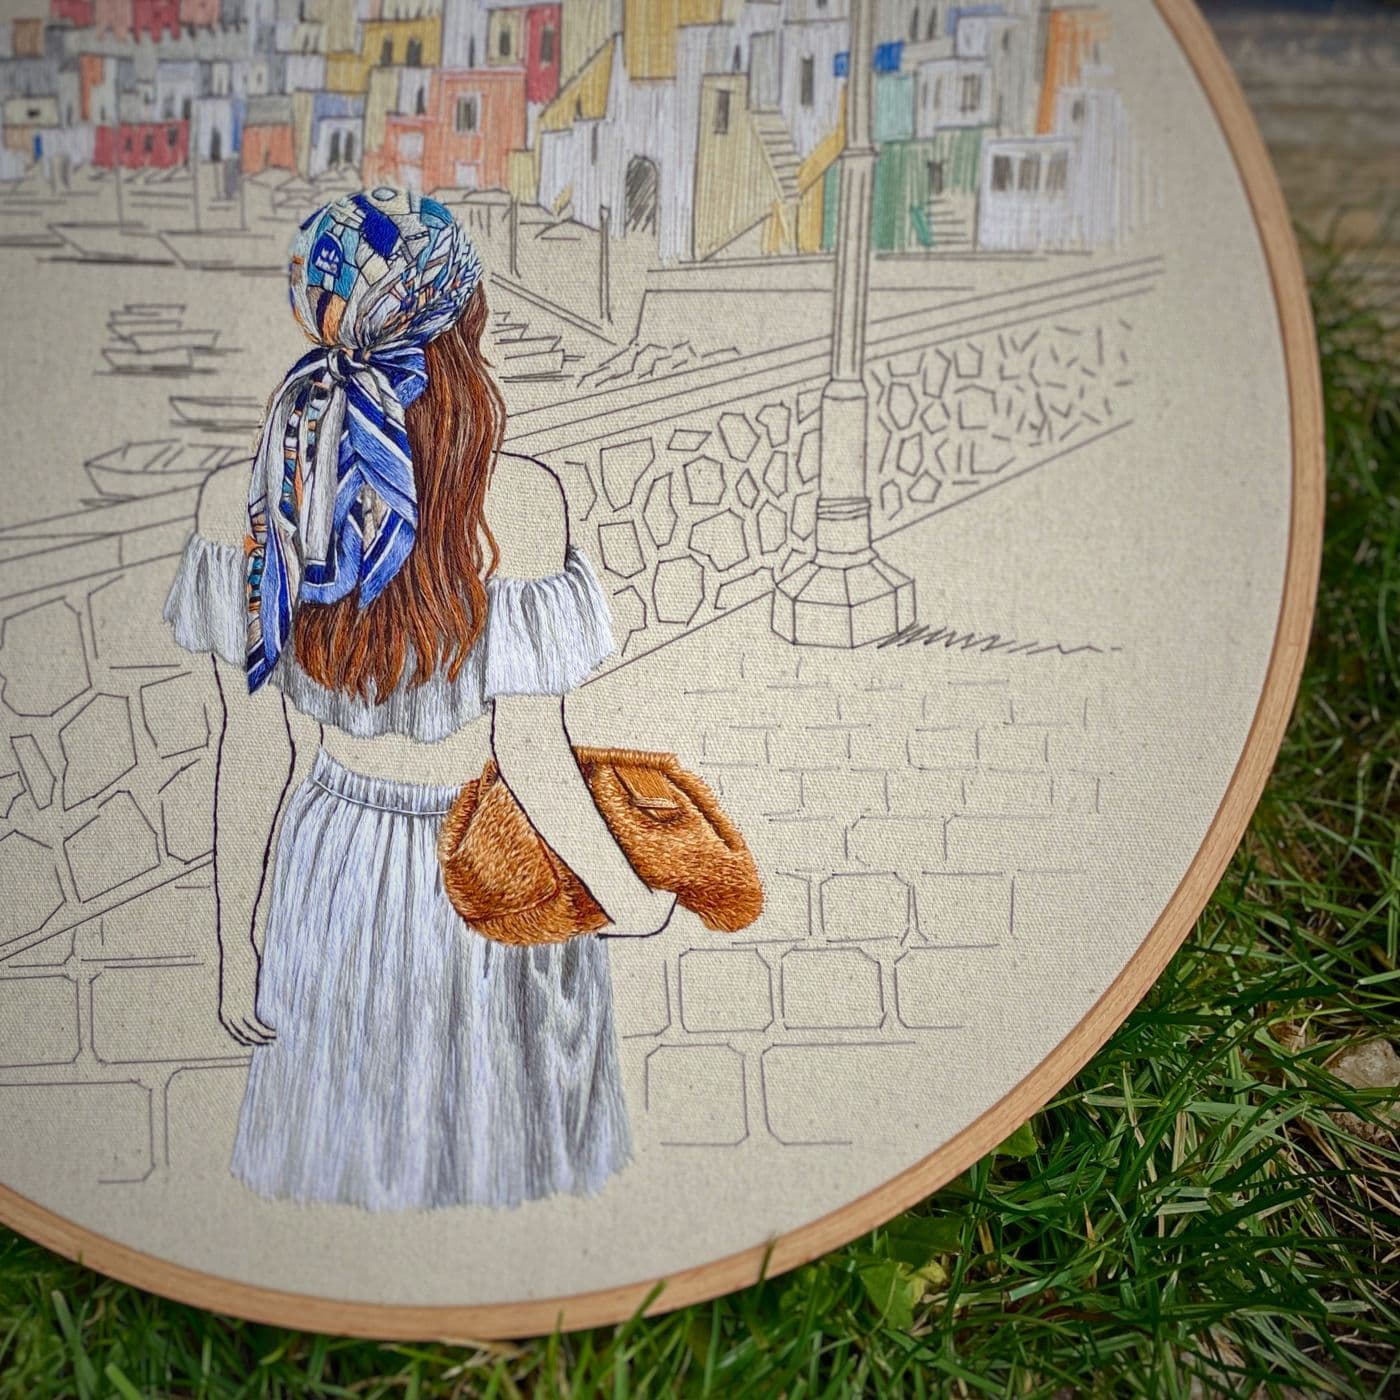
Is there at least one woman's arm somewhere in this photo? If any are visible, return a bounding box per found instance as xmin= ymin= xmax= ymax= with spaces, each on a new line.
xmin=209 ymin=653 xmax=301 ymax=1044
xmin=189 ymin=461 xmax=316 ymax=1044
xmin=491 ymin=695 xmax=676 ymax=935
xmin=484 ymin=454 xmax=674 ymax=937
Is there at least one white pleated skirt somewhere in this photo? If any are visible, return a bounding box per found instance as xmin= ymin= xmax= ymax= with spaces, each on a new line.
xmin=228 ymin=750 xmax=633 ymax=1212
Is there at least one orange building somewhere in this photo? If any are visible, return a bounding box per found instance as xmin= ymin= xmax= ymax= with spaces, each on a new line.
xmin=369 ymin=68 xmax=525 ymax=193
xmin=241 ymin=99 xmax=296 ymax=174
xmin=12 ymin=17 xmax=45 ymax=55
xmin=1036 ymin=7 xmax=1110 ymax=134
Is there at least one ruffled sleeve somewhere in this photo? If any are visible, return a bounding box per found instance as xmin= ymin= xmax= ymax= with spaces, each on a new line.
xmin=161 ymin=530 xmax=246 ymax=667
xmin=482 ymin=545 xmax=616 ymax=698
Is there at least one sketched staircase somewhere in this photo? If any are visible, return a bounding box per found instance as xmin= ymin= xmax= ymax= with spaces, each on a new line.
xmin=752 ymin=110 xmax=803 ymax=253
xmin=752 ymin=111 xmax=803 ymax=203
xmin=925 ymin=193 xmax=977 ymax=251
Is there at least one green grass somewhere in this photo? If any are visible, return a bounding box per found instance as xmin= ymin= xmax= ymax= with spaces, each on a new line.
xmin=2 ymin=255 xmax=1397 ymax=1398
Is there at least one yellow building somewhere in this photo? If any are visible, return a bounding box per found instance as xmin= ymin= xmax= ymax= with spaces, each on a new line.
xmin=326 ymin=15 xmax=442 ymax=94
xmin=693 ymin=74 xmax=779 ymax=260
xmin=486 ymin=7 xmax=524 ymax=68
xmin=559 ymin=0 xmax=615 ymax=88
xmin=362 ymin=67 xmax=401 ymax=164
xmin=622 ymin=0 xmax=723 ymax=81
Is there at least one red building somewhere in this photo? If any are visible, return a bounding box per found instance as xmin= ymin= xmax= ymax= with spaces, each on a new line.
xmin=95 ymin=119 xmax=189 ymax=169
xmin=369 ymin=69 xmax=525 ymax=194
xmin=50 ymin=0 xmax=95 ymax=25
xmin=522 ymin=4 xmax=561 ymax=105
xmin=131 ymin=0 xmax=180 ymax=41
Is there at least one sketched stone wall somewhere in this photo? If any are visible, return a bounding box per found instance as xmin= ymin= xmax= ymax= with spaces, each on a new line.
xmin=0 ymin=532 xmax=244 ymax=1187
xmin=509 ymin=259 xmax=1151 ymax=661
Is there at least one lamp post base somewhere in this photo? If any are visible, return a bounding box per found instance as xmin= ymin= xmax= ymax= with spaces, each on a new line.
xmin=770 ymin=546 xmax=916 ymax=648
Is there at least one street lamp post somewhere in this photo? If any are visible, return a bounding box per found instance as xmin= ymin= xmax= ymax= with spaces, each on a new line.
xmin=771 ymin=0 xmax=916 ymax=647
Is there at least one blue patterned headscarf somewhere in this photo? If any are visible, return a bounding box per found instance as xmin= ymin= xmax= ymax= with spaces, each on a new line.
xmin=244 ymin=186 xmax=482 ymax=691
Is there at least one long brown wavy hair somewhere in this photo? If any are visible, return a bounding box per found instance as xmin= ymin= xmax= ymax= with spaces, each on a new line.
xmin=292 ymin=282 xmax=504 ymax=700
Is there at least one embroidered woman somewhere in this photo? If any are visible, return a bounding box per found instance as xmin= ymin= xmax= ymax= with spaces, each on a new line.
xmin=163 ymin=187 xmax=675 ymax=1212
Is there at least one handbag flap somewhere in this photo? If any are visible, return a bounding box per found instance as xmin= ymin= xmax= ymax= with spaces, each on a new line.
xmin=614 ymin=762 xmax=683 ymax=814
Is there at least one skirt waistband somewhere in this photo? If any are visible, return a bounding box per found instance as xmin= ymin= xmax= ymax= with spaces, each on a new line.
xmin=307 ymin=749 xmax=462 ymax=816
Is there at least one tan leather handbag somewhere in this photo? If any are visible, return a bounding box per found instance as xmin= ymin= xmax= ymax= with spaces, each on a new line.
xmin=436 ymin=747 xmax=764 ymax=945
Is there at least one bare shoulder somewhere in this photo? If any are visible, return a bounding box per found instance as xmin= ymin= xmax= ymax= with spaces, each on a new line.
xmin=485 ymin=452 xmax=571 ymax=578
xmin=194 ymin=462 xmax=250 ymax=547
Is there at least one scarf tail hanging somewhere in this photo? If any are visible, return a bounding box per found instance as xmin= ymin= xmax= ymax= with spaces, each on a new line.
xmin=241 ymin=188 xmax=481 ymax=693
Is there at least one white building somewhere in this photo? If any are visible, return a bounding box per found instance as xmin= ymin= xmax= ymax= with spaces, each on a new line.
xmin=977 ymin=77 xmax=1133 ymax=251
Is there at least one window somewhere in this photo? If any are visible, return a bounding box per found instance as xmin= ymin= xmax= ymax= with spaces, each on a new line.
xmin=1071 ymin=97 xmax=1084 ymax=123
xmin=714 ymin=88 xmax=730 ymax=135
xmin=927 ymin=158 xmax=945 ymax=196
xmin=468 ymin=36 xmax=476 ymax=66
xmin=329 ymin=130 xmax=341 ymax=164
xmin=1046 ymin=152 xmax=1068 ymax=192
xmin=909 ymin=6 xmax=919 ymax=42
xmin=1018 ymin=154 xmax=1040 ymax=191
xmin=590 ymin=123 xmax=599 ymax=165
xmin=800 ymin=55 xmax=814 ymax=107
xmin=990 ymin=154 xmax=1011 ymax=191
xmin=927 ymin=7 xmax=938 ymax=39
xmin=168 ymin=125 xmax=178 ymax=145
xmin=1001 ymin=28 xmax=1010 ymax=51
xmin=380 ymin=36 xmax=393 ymax=64
xmin=144 ymin=131 xmax=154 ymax=152
xmin=344 ymin=132 xmax=354 ymax=163
xmin=405 ymin=36 xmax=422 ymax=66
xmin=183 ymin=96 xmax=192 ymax=118
xmin=455 ymin=95 xmax=477 ymax=132
xmin=498 ymin=23 xmax=511 ymax=58
xmin=162 ymin=96 xmax=173 ymax=117
xmin=959 ymin=73 xmax=981 ymax=113
xmin=732 ymin=43 xmax=741 ymax=72
xmin=539 ymin=24 xmax=555 ymax=64
xmin=415 ymin=85 xmax=425 ymax=114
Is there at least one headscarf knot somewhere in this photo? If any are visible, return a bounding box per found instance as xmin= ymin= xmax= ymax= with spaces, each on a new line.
xmin=243 ymin=187 xmax=482 ymax=692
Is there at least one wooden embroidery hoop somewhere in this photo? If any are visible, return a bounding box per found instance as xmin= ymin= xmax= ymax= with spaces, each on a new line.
xmin=0 ymin=0 xmax=1324 ymax=1341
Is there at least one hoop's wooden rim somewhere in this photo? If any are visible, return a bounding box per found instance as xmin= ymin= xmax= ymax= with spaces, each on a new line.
xmin=0 ymin=0 xmax=1324 ymax=1341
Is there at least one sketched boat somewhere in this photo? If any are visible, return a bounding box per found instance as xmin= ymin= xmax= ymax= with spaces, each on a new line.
xmin=49 ymin=221 xmax=177 ymax=264
xmin=169 ymin=394 xmax=265 ymax=432
xmin=160 ymin=227 xmax=284 ymax=272
xmin=108 ymin=316 xmax=183 ymax=340
xmin=125 ymin=327 xmax=220 ymax=353
xmin=103 ymin=344 xmax=194 ymax=374
xmin=84 ymin=439 xmax=247 ymax=499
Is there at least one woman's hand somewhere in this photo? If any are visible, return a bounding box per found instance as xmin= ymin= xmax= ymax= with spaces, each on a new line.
xmin=598 ymin=885 xmax=678 ymax=940
xmin=218 ymin=942 xmax=277 ymax=1047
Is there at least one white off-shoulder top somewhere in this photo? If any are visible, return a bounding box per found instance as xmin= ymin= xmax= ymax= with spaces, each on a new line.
xmin=162 ymin=530 xmax=616 ymax=743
